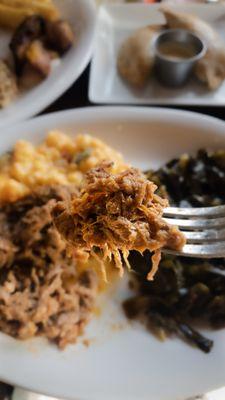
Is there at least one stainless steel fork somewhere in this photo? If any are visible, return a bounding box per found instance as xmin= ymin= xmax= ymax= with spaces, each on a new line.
xmin=163 ymin=205 xmax=225 ymax=258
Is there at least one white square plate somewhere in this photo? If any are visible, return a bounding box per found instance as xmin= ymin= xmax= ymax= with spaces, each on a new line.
xmin=88 ymin=3 xmax=225 ymax=106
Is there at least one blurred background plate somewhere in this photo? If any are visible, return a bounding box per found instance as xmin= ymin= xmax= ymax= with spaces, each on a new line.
xmin=0 ymin=0 xmax=96 ymax=129
xmin=88 ymin=3 xmax=225 ymax=106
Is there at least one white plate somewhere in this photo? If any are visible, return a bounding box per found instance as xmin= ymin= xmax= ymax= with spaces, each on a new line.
xmin=89 ymin=3 xmax=225 ymax=106
xmin=0 ymin=0 xmax=96 ymax=129
xmin=1 ymin=107 xmax=225 ymax=400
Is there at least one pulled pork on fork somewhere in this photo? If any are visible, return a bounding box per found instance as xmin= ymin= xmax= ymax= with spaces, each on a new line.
xmin=52 ymin=162 xmax=185 ymax=280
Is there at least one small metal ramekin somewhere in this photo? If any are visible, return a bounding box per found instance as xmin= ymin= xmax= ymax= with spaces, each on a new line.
xmin=153 ymin=29 xmax=206 ymax=87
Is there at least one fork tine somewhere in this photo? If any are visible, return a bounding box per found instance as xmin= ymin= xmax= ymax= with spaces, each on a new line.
xmin=164 ymin=205 xmax=225 ymax=218
xmin=163 ymin=205 xmax=225 ymax=257
xmin=163 ymin=216 xmax=225 ymax=230
xmin=164 ymin=242 xmax=225 ymax=258
xmin=184 ymin=228 xmax=225 ymax=243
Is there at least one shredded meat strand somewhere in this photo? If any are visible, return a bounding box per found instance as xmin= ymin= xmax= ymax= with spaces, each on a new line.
xmin=52 ymin=163 xmax=185 ymax=280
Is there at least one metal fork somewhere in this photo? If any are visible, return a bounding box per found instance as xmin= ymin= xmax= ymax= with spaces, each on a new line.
xmin=163 ymin=205 xmax=225 ymax=258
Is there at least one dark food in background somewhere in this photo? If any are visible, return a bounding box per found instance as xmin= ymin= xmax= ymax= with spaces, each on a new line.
xmin=0 ymin=382 xmax=13 ymax=400
xmin=10 ymin=15 xmax=46 ymax=75
xmin=46 ymin=20 xmax=75 ymax=54
xmin=124 ymin=149 xmax=225 ymax=353
xmin=0 ymin=185 xmax=97 ymax=349
xmin=10 ymin=15 xmax=74 ymax=85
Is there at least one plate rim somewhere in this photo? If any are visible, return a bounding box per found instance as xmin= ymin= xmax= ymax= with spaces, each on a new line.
xmin=1 ymin=105 xmax=224 ymax=133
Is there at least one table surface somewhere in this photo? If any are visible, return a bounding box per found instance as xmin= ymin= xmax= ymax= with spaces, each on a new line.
xmin=1 ymin=63 xmax=225 ymax=400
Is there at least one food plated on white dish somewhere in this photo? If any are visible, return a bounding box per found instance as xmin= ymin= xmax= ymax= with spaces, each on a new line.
xmin=89 ymin=3 xmax=225 ymax=105
xmin=0 ymin=0 xmax=96 ymax=128
xmin=0 ymin=107 xmax=225 ymax=400
xmin=0 ymin=0 xmax=75 ymax=109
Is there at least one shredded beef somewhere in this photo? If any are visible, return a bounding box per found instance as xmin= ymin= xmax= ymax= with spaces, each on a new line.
xmin=52 ymin=163 xmax=185 ymax=280
xmin=0 ymin=185 xmax=97 ymax=348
